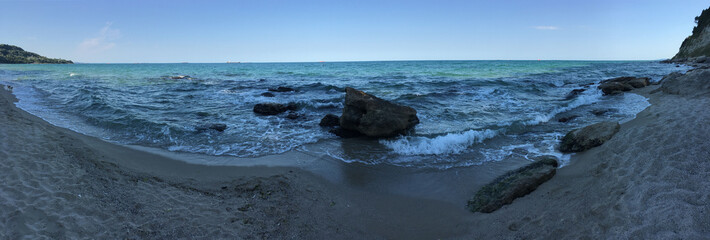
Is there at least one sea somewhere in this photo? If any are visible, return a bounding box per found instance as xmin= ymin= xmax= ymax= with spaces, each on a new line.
xmin=0 ymin=61 xmax=689 ymax=169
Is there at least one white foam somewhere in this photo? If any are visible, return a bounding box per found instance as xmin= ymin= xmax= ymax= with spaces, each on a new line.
xmin=524 ymin=86 xmax=603 ymax=125
xmin=380 ymin=129 xmax=497 ymax=155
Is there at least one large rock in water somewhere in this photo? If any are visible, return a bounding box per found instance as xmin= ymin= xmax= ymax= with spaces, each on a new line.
xmin=467 ymin=157 xmax=558 ymax=213
xmin=559 ymin=121 xmax=620 ymax=153
xmin=339 ymin=87 xmax=419 ymax=137
xmin=598 ymin=77 xmax=650 ymax=95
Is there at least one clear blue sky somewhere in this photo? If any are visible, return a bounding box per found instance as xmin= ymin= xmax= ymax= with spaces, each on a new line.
xmin=2 ymin=0 xmax=709 ymax=63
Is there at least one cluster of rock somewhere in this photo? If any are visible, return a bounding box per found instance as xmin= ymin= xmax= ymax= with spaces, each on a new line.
xmin=597 ymin=76 xmax=650 ymax=95
xmin=250 ymin=86 xmax=420 ymax=138
xmin=662 ymin=55 xmax=710 ymax=68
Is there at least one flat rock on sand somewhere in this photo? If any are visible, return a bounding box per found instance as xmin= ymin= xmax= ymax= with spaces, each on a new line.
xmin=661 ymin=68 xmax=710 ymax=96
xmin=467 ymin=157 xmax=558 ymax=213
xmin=559 ymin=121 xmax=620 ymax=153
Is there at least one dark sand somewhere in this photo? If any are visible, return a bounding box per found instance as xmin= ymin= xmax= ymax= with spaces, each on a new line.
xmin=2 ymin=68 xmax=710 ymax=239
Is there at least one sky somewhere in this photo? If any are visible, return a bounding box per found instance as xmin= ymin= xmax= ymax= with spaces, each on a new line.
xmin=1 ymin=0 xmax=709 ymax=63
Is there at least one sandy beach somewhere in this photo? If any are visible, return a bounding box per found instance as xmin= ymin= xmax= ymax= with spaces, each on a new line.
xmin=2 ymin=66 xmax=710 ymax=239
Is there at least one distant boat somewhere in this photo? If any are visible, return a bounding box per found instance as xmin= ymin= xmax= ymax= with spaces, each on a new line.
xmin=226 ymin=61 xmax=241 ymax=63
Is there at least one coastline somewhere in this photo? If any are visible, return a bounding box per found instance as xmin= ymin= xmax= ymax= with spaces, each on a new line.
xmin=2 ymin=65 xmax=710 ymax=238
xmin=0 ymin=85 xmax=471 ymax=239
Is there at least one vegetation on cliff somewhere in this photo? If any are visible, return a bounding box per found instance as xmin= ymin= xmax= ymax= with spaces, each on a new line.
xmin=0 ymin=44 xmax=73 ymax=64
xmin=675 ymin=6 xmax=710 ymax=59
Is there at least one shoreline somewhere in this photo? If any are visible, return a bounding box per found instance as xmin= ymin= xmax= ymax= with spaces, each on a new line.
xmin=0 ymin=85 xmax=472 ymax=239
xmin=2 ymin=65 xmax=710 ymax=238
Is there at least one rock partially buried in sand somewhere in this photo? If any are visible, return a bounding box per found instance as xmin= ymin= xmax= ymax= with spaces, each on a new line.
xmin=661 ymin=69 xmax=710 ymax=97
xmin=598 ymin=76 xmax=650 ymax=95
xmin=559 ymin=121 xmax=620 ymax=153
xmin=467 ymin=157 xmax=558 ymax=213
xmin=319 ymin=114 xmax=340 ymax=127
xmin=339 ymin=87 xmax=419 ymax=137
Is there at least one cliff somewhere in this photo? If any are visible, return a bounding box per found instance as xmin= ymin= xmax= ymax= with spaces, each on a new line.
xmin=0 ymin=44 xmax=73 ymax=64
xmin=674 ymin=7 xmax=710 ymax=59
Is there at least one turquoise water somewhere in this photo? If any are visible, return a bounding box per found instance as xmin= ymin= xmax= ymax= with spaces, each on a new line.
xmin=0 ymin=61 xmax=687 ymax=168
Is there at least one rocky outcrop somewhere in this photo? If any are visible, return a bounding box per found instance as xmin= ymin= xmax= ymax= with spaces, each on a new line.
xmin=319 ymin=114 xmax=340 ymax=127
xmin=661 ymin=68 xmax=710 ymax=97
xmin=467 ymin=157 xmax=558 ymax=213
xmin=253 ymin=103 xmax=297 ymax=115
xmin=598 ymin=77 xmax=650 ymax=95
xmin=339 ymin=87 xmax=419 ymax=137
xmin=674 ymin=7 xmax=710 ymax=59
xmin=559 ymin=121 xmax=620 ymax=153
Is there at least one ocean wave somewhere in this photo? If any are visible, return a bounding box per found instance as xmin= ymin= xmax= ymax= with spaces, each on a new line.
xmin=380 ymin=129 xmax=498 ymax=155
xmin=523 ymin=85 xmax=603 ymax=125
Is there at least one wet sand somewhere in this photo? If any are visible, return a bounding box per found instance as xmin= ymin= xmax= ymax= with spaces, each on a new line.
xmin=2 ymin=67 xmax=710 ymax=238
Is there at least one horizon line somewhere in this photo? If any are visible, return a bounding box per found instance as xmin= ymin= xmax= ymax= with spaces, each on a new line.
xmin=68 ymin=59 xmax=670 ymax=64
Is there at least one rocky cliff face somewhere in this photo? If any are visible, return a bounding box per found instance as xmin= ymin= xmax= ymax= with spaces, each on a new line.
xmin=674 ymin=7 xmax=710 ymax=59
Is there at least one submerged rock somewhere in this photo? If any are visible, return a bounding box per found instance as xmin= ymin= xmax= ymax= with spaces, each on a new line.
xmin=557 ymin=115 xmax=578 ymax=123
xmin=253 ymin=103 xmax=288 ymax=115
xmin=564 ymin=88 xmax=586 ymax=100
xmin=339 ymin=87 xmax=419 ymax=137
xmin=209 ymin=123 xmax=227 ymax=132
xmin=253 ymin=102 xmax=298 ymax=115
xmin=328 ymin=127 xmax=363 ymax=138
xmin=170 ymin=75 xmax=191 ymax=80
xmin=319 ymin=114 xmax=340 ymax=127
xmin=261 ymin=92 xmax=275 ymax=97
xmin=467 ymin=157 xmax=558 ymax=213
xmin=598 ymin=76 xmax=650 ymax=95
xmin=559 ymin=121 xmax=620 ymax=153
xmin=590 ymin=109 xmax=616 ymax=116
xmin=196 ymin=123 xmax=227 ymax=132
xmin=286 ymin=112 xmax=300 ymax=120
xmin=268 ymin=86 xmax=295 ymax=92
